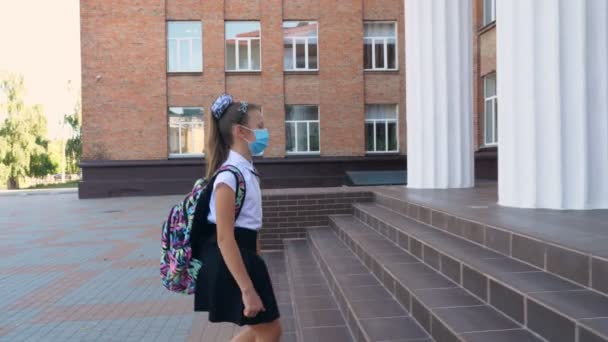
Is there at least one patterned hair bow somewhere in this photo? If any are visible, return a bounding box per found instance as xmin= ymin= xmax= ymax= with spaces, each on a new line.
xmin=211 ymin=93 xmax=233 ymax=120
xmin=239 ymin=102 xmax=249 ymax=115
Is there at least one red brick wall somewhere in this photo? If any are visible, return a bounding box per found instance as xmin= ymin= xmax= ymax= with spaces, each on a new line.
xmin=283 ymin=0 xmax=320 ymax=20
xmin=261 ymin=187 xmax=373 ymax=250
xmin=284 ymin=75 xmax=320 ymax=104
xmin=318 ymin=0 xmax=365 ymax=156
xmin=81 ymin=0 xmax=168 ymax=161
xmin=81 ymin=0 xmax=408 ymax=162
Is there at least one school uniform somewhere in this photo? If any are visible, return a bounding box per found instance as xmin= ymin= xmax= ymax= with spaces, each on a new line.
xmin=192 ymin=150 xmax=280 ymax=326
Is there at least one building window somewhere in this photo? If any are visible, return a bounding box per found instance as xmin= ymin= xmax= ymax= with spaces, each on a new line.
xmin=168 ymin=107 xmax=205 ymax=156
xmin=285 ymin=105 xmax=320 ymax=154
xmin=226 ymin=22 xmax=261 ymax=71
xmin=167 ymin=22 xmax=202 ymax=72
xmin=283 ymin=21 xmax=318 ymax=71
xmin=483 ymin=0 xmax=496 ymax=26
xmin=365 ymin=104 xmax=398 ymax=153
xmin=483 ymin=73 xmax=498 ymax=146
xmin=364 ymin=22 xmax=397 ymax=71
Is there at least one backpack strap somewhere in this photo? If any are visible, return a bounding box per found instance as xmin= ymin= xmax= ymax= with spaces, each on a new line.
xmin=215 ymin=164 xmax=247 ymax=219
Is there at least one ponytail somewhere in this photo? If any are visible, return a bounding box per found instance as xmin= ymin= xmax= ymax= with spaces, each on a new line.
xmin=205 ymin=101 xmax=256 ymax=179
xmin=205 ymin=114 xmax=230 ymax=179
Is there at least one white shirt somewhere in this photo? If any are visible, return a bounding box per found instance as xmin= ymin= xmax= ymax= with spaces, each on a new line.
xmin=207 ymin=150 xmax=263 ymax=230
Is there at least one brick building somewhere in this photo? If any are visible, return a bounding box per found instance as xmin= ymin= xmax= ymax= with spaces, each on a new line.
xmin=79 ymin=0 xmax=497 ymax=198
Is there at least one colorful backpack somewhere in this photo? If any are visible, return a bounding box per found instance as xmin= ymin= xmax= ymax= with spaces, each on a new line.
xmin=160 ymin=165 xmax=246 ymax=295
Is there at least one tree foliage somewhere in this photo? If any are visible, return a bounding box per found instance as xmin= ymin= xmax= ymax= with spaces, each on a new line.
xmin=63 ymin=94 xmax=82 ymax=174
xmin=0 ymin=73 xmax=50 ymax=188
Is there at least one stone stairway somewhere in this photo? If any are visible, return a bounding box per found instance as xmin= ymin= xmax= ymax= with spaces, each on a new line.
xmin=279 ymin=195 xmax=608 ymax=342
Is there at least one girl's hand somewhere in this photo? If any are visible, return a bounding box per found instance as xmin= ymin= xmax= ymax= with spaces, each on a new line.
xmin=242 ymin=288 xmax=265 ymax=318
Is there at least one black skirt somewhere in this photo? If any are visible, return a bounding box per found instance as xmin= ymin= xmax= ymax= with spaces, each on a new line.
xmin=193 ymin=226 xmax=280 ymax=326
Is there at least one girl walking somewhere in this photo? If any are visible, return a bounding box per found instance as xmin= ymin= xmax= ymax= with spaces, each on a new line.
xmin=192 ymin=94 xmax=282 ymax=342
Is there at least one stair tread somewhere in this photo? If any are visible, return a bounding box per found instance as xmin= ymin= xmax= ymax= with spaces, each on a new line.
xmin=352 ymin=203 xmax=608 ymax=325
xmin=327 ymin=216 xmax=545 ymax=342
xmin=308 ymin=228 xmax=432 ymax=342
xmin=284 ymin=239 xmax=353 ymax=342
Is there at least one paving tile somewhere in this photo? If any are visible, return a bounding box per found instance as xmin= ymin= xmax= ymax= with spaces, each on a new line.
xmin=295 ymin=295 xmax=338 ymax=312
xmin=281 ymin=332 xmax=298 ymax=342
xmin=527 ymin=299 xmax=575 ymax=342
xmin=467 ymin=257 xmax=538 ymax=274
xmin=579 ymin=324 xmax=608 ymax=342
xmin=484 ymin=226 xmax=511 ymax=255
xmin=413 ymin=288 xmax=482 ymax=309
xmin=298 ymin=309 xmax=346 ymax=328
xmin=530 ymin=290 xmax=608 ymax=319
xmin=496 ymin=271 xmax=582 ymax=293
xmin=389 ymin=263 xmax=457 ymax=290
xmin=431 ymin=210 xmax=448 ymax=230
xmin=301 ymin=326 xmax=353 ymax=342
xmin=360 ymin=317 xmax=428 ymax=341
xmin=410 ymin=238 xmax=423 ymax=259
xmin=411 ymin=296 xmax=431 ymax=332
xmin=579 ymin=318 xmax=608 ymax=340
xmin=461 ymin=220 xmax=484 ymax=244
xmin=546 ymin=245 xmax=590 ymax=286
xmin=335 ymin=273 xmax=379 ymax=287
xmin=440 ymin=254 xmax=461 ymax=284
xmin=423 ymin=245 xmax=440 ymax=270
xmin=512 ymin=235 xmax=546 ymax=268
xmin=462 ymin=265 xmax=488 ymax=301
xmin=349 ymin=298 xmax=407 ymax=319
xmin=292 ymin=284 xmax=332 ymax=298
xmin=433 ymin=306 xmax=518 ymax=333
xmin=342 ymin=285 xmax=392 ymax=302
xmin=328 ymin=262 xmax=369 ymax=276
xmin=592 ymin=257 xmax=608 ymax=295
xmin=374 ymin=252 xmax=418 ymax=265
xmin=489 ymin=280 xmax=524 ymax=323
xmin=291 ymin=274 xmax=327 ymax=285
xmin=459 ymin=329 xmax=543 ymax=342
xmin=429 ymin=316 xmax=460 ymax=342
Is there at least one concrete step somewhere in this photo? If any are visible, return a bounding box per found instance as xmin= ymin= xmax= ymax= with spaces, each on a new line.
xmin=306 ymin=228 xmax=432 ymax=342
xmin=371 ymin=190 xmax=608 ymax=298
xmin=328 ymin=215 xmax=544 ymax=342
xmin=284 ymin=239 xmax=354 ymax=342
xmin=350 ymin=203 xmax=608 ymax=342
xmin=259 ymin=251 xmax=298 ymax=342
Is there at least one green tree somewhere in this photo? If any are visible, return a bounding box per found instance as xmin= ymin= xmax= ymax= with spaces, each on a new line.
xmin=0 ymin=73 xmax=48 ymax=189
xmin=29 ymin=136 xmax=59 ymax=178
xmin=63 ymin=93 xmax=82 ymax=174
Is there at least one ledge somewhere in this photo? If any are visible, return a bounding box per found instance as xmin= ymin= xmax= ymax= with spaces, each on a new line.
xmin=167 ymin=72 xmax=203 ymax=76
xmin=284 ymin=70 xmax=319 ymax=76
xmin=225 ymin=71 xmax=262 ymax=76
xmin=478 ymin=21 xmax=496 ymax=35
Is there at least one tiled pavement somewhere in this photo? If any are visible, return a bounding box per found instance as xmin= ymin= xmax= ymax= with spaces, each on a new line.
xmin=0 ymin=191 xmax=294 ymax=342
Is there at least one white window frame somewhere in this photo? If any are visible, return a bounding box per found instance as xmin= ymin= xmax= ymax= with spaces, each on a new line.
xmin=285 ymin=105 xmax=320 ymax=155
xmin=283 ymin=21 xmax=319 ymax=71
xmin=167 ymin=21 xmax=203 ymax=73
xmin=168 ymin=107 xmax=205 ymax=158
xmin=364 ymin=21 xmax=398 ymax=71
xmin=483 ymin=0 xmax=496 ymax=26
xmin=483 ymin=73 xmax=498 ymax=146
xmin=225 ymin=22 xmax=262 ymax=72
xmin=365 ymin=104 xmax=399 ymax=153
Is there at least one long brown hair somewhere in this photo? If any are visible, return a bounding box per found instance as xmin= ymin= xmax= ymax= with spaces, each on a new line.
xmin=205 ymin=102 xmax=260 ymax=179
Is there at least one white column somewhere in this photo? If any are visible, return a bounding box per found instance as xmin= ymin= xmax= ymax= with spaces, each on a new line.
xmin=497 ymin=0 xmax=608 ymax=209
xmin=405 ymin=0 xmax=475 ymax=189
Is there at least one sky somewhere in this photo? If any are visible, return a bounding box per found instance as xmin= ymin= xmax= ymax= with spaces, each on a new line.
xmin=0 ymin=0 xmax=81 ymax=140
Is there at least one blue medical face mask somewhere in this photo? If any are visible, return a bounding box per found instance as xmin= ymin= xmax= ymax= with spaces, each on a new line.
xmin=240 ymin=126 xmax=269 ymax=156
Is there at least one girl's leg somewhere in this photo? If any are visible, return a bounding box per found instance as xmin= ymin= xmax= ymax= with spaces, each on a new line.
xmin=249 ymin=319 xmax=282 ymax=342
xmin=231 ymin=327 xmax=256 ymax=342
